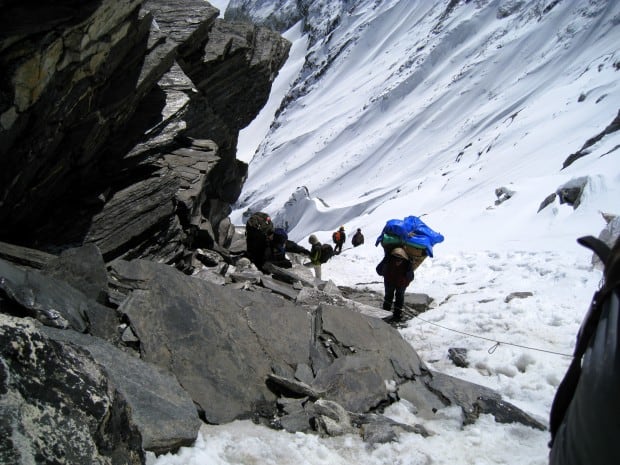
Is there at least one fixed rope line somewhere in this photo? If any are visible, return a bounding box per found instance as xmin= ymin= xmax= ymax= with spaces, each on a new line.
xmin=408 ymin=312 xmax=573 ymax=357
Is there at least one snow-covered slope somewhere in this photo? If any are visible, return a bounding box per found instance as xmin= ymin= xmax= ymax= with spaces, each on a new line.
xmin=230 ymin=0 xmax=619 ymax=251
xmin=148 ymin=3 xmax=619 ymax=464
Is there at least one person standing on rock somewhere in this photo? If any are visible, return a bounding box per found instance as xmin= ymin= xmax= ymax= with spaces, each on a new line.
xmin=308 ymin=234 xmax=323 ymax=281
xmin=376 ymin=247 xmax=414 ymax=321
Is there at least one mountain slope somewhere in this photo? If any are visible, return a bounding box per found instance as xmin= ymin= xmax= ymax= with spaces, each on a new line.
xmin=230 ymin=0 xmax=619 ymax=249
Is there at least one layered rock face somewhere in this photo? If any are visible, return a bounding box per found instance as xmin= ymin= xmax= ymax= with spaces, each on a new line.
xmin=0 ymin=0 xmax=290 ymax=268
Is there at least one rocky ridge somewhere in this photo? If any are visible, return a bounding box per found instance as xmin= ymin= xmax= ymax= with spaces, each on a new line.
xmin=0 ymin=0 xmax=289 ymax=269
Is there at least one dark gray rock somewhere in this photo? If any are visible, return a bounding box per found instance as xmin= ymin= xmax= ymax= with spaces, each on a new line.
xmin=42 ymin=243 xmax=109 ymax=304
xmin=112 ymin=259 xmax=283 ymax=423
xmin=267 ymin=373 xmax=324 ymax=399
xmin=42 ymin=327 xmax=201 ymax=454
xmin=354 ymin=412 xmax=430 ymax=444
xmin=276 ymin=397 xmax=314 ymax=433
xmin=448 ymin=347 xmax=469 ymax=368
xmin=312 ymin=399 xmax=358 ymax=436
xmin=0 ymin=240 xmax=56 ymax=270
xmin=312 ymin=354 xmax=390 ymax=412
xmin=0 ymin=256 xmax=119 ymax=343
xmin=425 ymin=371 xmax=546 ymax=430
xmin=0 ymin=0 xmax=289 ymax=275
xmin=340 ymin=286 xmax=434 ymax=314
xmin=295 ymin=363 xmax=315 ymax=385
xmin=505 ymin=291 xmax=534 ymax=303
xmin=180 ymin=18 xmax=291 ymax=132
xmin=538 ymin=192 xmax=557 ymax=212
xmin=494 ymin=186 xmax=515 ymax=205
xmin=0 ymin=258 xmax=89 ymax=332
xmin=563 ymin=109 xmax=620 ymax=168
xmin=261 ymin=274 xmax=301 ymax=300
xmin=0 ymin=315 xmax=144 ymax=465
xmin=556 ymin=177 xmax=589 ymax=209
xmin=109 ymin=259 xmax=429 ymax=425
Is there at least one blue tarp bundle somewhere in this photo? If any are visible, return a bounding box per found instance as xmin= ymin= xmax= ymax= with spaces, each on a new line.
xmin=375 ymin=215 xmax=444 ymax=257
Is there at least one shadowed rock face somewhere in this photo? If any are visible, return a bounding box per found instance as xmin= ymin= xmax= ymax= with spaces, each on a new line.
xmin=0 ymin=0 xmax=290 ymax=270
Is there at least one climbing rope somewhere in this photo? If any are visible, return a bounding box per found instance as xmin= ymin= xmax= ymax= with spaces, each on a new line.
xmin=407 ymin=310 xmax=573 ymax=357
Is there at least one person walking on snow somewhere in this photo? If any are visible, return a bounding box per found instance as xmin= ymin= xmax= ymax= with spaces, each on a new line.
xmin=377 ymin=247 xmax=414 ymax=320
xmin=351 ymin=228 xmax=364 ymax=247
xmin=333 ymin=226 xmax=346 ymax=254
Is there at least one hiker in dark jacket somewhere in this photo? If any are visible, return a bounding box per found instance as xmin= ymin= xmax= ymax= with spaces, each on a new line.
xmin=333 ymin=226 xmax=346 ymax=254
xmin=377 ymin=247 xmax=414 ymax=320
xmin=264 ymin=228 xmax=292 ymax=269
xmin=352 ymin=228 xmax=364 ymax=247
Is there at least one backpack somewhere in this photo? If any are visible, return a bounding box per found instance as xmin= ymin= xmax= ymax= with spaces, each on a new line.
xmin=549 ymin=235 xmax=620 ymax=464
xmin=332 ymin=231 xmax=341 ymax=243
xmin=320 ymin=243 xmax=334 ymax=263
xmin=246 ymin=212 xmax=274 ymax=236
xmin=245 ymin=212 xmax=274 ymax=269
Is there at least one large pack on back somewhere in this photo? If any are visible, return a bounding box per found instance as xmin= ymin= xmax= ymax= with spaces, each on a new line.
xmin=375 ymin=216 xmax=444 ymax=267
xmin=245 ymin=212 xmax=274 ymax=269
xmin=246 ymin=212 xmax=274 ymax=236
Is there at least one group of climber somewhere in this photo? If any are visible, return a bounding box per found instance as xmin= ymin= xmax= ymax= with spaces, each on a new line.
xmin=244 ymin=212 xmax=444 ymax=322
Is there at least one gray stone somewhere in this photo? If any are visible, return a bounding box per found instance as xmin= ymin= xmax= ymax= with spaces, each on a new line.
xmin=0 ymin=258 xmax=89 ymax=332
xmin=43 ymin=327 xmax=201 ymax=454
xmin=261 ymin=275 xmax=300 ymax=300
xmin=505 ymin=291 xmax=534 ymax=303
xmin=397 ymin=378 xmax=446 ymax=420
xmin=295 ymin=363 xmax=315 ymax=385
xmin=267 ymin=373 xmax=323 ymax=399
xmin=313 ymin=400 xmax=357 ymax=437
xmin=426 ymin=371 xmax=546 ymax=430
xmin=42 ymin=243 xmax=109 ymax=304
xmin=448 ymin=347 xmax=469 ymax=368
xmin=556 ymin=177 xmax=589 ymax=209
xmin=0 ymin=315 xmax=144 ymax=465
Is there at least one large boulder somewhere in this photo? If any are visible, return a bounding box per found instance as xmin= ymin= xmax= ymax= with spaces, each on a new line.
xmin=42 ymin=327 xmax=202 ymax=454
xmin=0 ymin=315 xmax=144 ymax=465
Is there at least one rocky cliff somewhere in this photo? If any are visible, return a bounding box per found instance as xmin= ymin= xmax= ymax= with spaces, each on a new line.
xmin=0 ymin=0 xmax=290 ymax=269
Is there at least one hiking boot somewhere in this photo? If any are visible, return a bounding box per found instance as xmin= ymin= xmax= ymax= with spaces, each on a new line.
xmin=392 ymin=309 xmax=403 ymax=321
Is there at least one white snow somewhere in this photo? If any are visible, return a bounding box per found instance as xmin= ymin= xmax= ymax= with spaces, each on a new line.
xmin=150 ymin=1 xmax=619 ymax=464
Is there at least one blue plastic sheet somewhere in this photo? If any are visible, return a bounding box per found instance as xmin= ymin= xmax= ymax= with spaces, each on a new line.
xmin=375 ymin=215 xmax=444 ymax=257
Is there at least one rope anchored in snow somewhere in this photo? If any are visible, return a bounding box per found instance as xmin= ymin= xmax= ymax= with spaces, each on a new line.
xmin=407 ymin=310 xmax=573 ymax=358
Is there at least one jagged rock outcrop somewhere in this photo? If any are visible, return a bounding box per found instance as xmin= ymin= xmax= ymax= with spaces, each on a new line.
xmin=0 ymin=0 xmax=291 ymax=271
